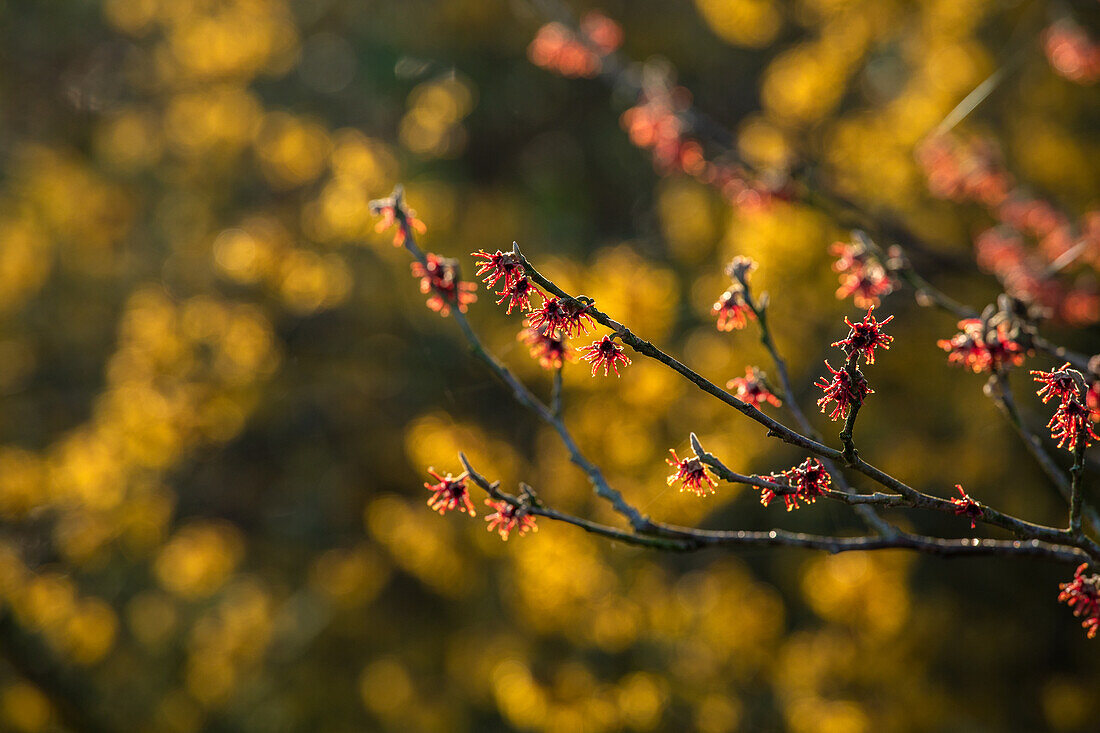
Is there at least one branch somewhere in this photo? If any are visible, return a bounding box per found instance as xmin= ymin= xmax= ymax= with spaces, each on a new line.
xmin=460 ymin=454 xmax=1089 ymax=564
xmin=986 ymin=372 xmax=1100 ymax=535
xmin=515 ymin=248 xmax=1100 ymax=563
xmin=738 ymin=270 xmax=896 ymax=536
xmin=386 ymin=188 xmax=650 ymax=531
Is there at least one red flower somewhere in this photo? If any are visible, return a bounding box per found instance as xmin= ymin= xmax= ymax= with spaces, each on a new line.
xmin=726 ymin=367 xmax=781 ymax=407
xmin=495 ymin=276 xmax=541 ymax=315
xmin=471 ymin=249 xmax=524 ymax=289
xmin=580 ymin=335 xmax=631 ymax=377
xmin=950 ymin=484 xmax=983 ymax=529
xmin=665 ymin=449 xmax=717 ymax=496
xmin=712 ymin=288 xmax=755 ymax=331
xmin=760 ymin=458 xmax=831 ymax=511
xmin=424 ymin=469 xmax=475 ymax=516
xmin=1031 ymin=362 xmax=1081 ymax=405
xmin=832 ymin=306 xmax=894 ymax=365
xmin=1047 ymin=399 xmax=1099 ymax=451
xmin=937 ymin=319 xmax=1027 ymax=373
xmin=371 ymin=199 xmax=426 ymax=247
xmin=519 ymin=326 xmax=571 ymax=369
xmin=815 ymin=361 xmax=872 ymax=421
xmin=410 ymin=254 xmax=477 ymax=316
xmin=484 ymin=499 xmax=537 ymax=540
xmin=836 ymin=267 xmax=894 ymax=309
xmin=1058 ymin=563 xmax=1100 ymax=639
xmin=526 ymin=297 xmax=595 ymax=338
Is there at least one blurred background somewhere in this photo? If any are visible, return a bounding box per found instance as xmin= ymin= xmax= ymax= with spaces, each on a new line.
xmin=0 ymin=0 xmax=1097 ymax=731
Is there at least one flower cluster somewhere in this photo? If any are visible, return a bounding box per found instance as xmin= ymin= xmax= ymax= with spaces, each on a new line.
xmin=519 ymin=327 xmax=571 ymax=370
xmin=1058 ymin=564 xmax=1100 ymax=639
xmin=1031 ymin=364 xmax=1099 ymax=452
xmin=580 ymin=335 xmax=631 ymax=377
xmin=832 ymin=306 xmax=894 ymax=365
xmin=712 ymin=257 xmax=757 ymax=331
xmin=1043 ymin=19 xmax=1100 ymax=85
xmin=484 ymin=499 xmax=538 ymax=541
xmin=665 ymin=449 xmax=717 ymax=496
xmin=370 ymin=194 xmax=426 ymax=247
xmin=816 ymin=361 xmax=872 ymax=422
xmin=759 ymin=458 xmax=832 ymax=511
xmin=950 ymin=485 xmax=983 ymax=529
xmin=727 ymin=367 xmax=781 ymax=407
xmin=619 ymin=71 xmax=781 ymax=210
xmin=528 ymin=11 xmax=621 ymax=79
xmin=410 ymin=254 xmax=477 ymax=316
xmin=830 ymin=239 xmax=895 ymax=308
xmin=424 ymin=469 xmax=475 ymax=516
xmin=526 ymin=296 xmax=595 ymax=339
xmin=938 ymin=318 xmax=1027 ymax=373
xmin=918 ymin=132 xmax=1100 ymax=326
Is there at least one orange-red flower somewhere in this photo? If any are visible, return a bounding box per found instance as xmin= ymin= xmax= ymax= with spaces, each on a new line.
xmin=665 ymin=449 xmax=717 ymax=496
xmin=372 ymin=199 xmax=426 ymax=247
xmin=519 ymin=326 xmax=571 ymax=370
xmin=1058 ymin=563 xmax=1100 ymax=639
xmin=726 ymin=367 xmax=781 ymax=407
xmin=1031 ymin=362 xmax=1081 ymax=405
xmin=938 ymin=318 xmax=1027 ymax=373
xmin=1047 ymin=399 xmax=1099 ymax=451
xmin=410 ymin=254 xmax=477 ymax=316
xmin=836 ymin=267 xmax=894 ymax=309
xmin=712 ymin=288 xmax=755 ymax=332
xmin=484 ymin=500 xmax=537 ymax=540
xmin=424 ymin=469 xmax=475 ymax=516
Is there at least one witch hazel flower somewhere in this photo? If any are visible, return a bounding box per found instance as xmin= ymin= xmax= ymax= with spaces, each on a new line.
xmin=726 ymin=367 xmax=781 ymax=407
xmin=1030 ymin=363 xmax=1100 ymax=451
xmin=712 ymin=256 xmax=758 ymax=331
xmin=519 ymin=326 xmax=571 ymax=369
xmin=370 ymin=194 xmax=426 ymax=247
xmin=526 ymin=297 xmax=595 ymax=338
xmin=836 ymin=267 xmax=895 ymax=309
xmin=484 ymin=499 xmax=537 ymax=540
xmin=665 ymin=449 xmax=717 ymax=496
xmin=831 ymin=238 xmax=895 ymax=308
xmin=495 ymin=276 xmax=541 ymax=315
xmin=938 ymin=318 xmax=1027 ymax=373
xmin=1046 ymin=399 xmax=1099 ymax=451
xmin=424 ymin=469 xmax=475 ymax=516
xmin=832 ymin=306 xmax=894 ymax=365
xmin=1031 ymin=362 xmax=1082 ymax=405
xmin=410 ymin=254 xmax=477 ymax=316
xmin=471 ymin=249 xmax=524 ymax=289
xmin=1058 ymin=564 xmax=1100 ymax=639
xmin=816 ymin=361 xmax=872 ymax=421
xmin=759 ymin=458 xmax=831 ymax=511
xmin=950 ymin=485 xmax=983 ymax=529
xmin=580 ymin=335 xmax=631 ymax=377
